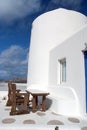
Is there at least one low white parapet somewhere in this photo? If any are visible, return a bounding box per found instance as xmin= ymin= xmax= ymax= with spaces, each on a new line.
xmin=46 ymin=86 xmax=80 ymax=116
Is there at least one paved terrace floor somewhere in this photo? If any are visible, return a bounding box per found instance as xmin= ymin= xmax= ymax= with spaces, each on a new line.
xmin=0 ymin=83 xmax=87 ymax=130
xmin=0 ymin=96 xmax=87 ymax=130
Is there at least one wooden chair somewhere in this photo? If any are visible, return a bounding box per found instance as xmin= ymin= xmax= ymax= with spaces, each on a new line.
xmin=6 ymin=81 xmax=21 ymax=106
xmin=10 ymin=84 xmax=29 ymax=115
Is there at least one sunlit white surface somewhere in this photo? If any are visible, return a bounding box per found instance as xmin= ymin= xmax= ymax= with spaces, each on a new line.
xmin=27 ymin=8 xmax=87 ymax=116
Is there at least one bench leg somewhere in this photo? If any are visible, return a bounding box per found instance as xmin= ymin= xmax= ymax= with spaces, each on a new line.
xmin=42 ymin=96 xmax=46 ymax=111
xmin=10 ymin=97 xmax=16 ymax=115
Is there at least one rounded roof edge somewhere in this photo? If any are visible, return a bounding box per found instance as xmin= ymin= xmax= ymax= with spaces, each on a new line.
xmin=32 ymin=8 xmax=87 ymax=25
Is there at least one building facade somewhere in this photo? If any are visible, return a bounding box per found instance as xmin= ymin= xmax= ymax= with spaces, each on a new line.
xmin=27 ymin=8 xmax=87 ymax=116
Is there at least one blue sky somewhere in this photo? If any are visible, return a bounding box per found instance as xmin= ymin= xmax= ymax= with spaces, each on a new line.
xmin=0 ymin=0 xmax=87 ymax=80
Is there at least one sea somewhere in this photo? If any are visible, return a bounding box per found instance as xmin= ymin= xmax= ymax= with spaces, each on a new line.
xmin=0 ymin=82 xmax=27 ymax=91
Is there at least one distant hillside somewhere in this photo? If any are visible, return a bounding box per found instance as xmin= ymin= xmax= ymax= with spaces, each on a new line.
xmin=0 ymin=78 xmax=27 ymax=83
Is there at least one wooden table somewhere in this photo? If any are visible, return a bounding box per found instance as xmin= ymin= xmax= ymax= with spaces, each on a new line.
xmin=26 ymin=89 xmax=49 ymax=112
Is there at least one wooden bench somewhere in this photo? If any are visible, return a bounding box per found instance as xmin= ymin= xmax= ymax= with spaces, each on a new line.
xmin=6 ymin=81 xmax=21 ymax=106
xmin=8 ymin=83 xmax=29 ymax=115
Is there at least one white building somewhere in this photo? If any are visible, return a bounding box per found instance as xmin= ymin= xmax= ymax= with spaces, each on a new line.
xmin=27 ymin=8 xmax=87 ymax=116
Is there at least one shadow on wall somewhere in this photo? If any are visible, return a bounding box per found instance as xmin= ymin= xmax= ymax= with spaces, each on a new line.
xmin=46 ymin=98 xmax=53 ymax=109
xmin=37 ymin=96 xmax=52 ymax=110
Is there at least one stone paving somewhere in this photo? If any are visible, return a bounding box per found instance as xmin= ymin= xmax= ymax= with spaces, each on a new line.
xmin=0 ymin=97 xmax=87 ymax=130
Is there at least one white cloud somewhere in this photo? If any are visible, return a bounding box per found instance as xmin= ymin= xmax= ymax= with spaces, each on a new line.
xmin=0 ymin=0 xmax=83 ymax=23
xmin=0 ymin=45 xmax=28 ymax=79
xmin=0 ymin=0 xmax=41 ymax=22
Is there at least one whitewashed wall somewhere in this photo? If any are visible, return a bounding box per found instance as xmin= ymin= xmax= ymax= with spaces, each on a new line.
xmin=49 ymin=26 xmax=87 ymax=115
xmin=27 ymin=8 xmax=87 ymax=88
xmin=27 ymin=8 xmax=87 ymax=115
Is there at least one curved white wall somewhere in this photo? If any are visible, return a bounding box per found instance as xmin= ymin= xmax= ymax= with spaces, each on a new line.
xmin=32 ymin=8 xmax=87 ymax=49
xmin=27 ymin=8 xmax=87 ymax=88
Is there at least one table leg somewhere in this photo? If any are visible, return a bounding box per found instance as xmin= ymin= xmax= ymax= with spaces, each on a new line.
xmin=42 ymin=95 xmax=46 ymax=111
xmin=36 ymin=96 xmax=38 ymax=107
xmin=32 ymin=95 xmax=36 ymax=112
